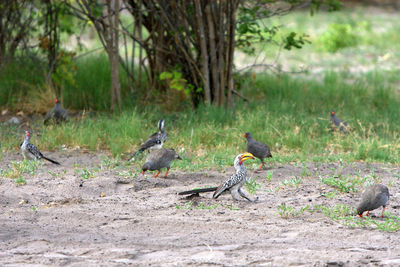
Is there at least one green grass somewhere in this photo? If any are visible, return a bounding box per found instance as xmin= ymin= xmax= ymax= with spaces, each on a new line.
xmin=1 ymin=68 xmax=400 ymax=170
xmin=1 ymin=8 xmax=400 ymax=169
xmin=314 ymin=204 xmax=400 ymax=232
xmin=276 ymin=203 xmax=311 ymax=218
xmin=320 ymin=174 xmax=366 ymax=193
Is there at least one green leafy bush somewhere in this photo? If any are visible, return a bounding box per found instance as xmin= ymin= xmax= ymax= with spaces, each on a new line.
xmin=317 ymin=23 xmax=358 ymax=52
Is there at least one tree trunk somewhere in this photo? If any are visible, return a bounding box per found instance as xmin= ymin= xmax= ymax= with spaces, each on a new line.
xmin=105 ymin=0 xmax=121 ymax=111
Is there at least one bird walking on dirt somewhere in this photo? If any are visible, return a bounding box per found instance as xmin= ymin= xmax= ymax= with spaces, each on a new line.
xmin=142 ymin=148 xmax=181 ymax=178
xmin=20 ymin=131 xmax=60 ymax=165
xmin=178 ymin=153 xmax=257 ymax=202
xmin=44 ymin=98 xmax=69 ymax=124
xmin=330 ymin=111 xmax=348 ymax=133
xmin=130 ymin=119 xmax=167 ymax=161
xmin=357 ymin=184 xmax=389 ymax=218
xmin=243 ymin=132 xmax=272 ymax=171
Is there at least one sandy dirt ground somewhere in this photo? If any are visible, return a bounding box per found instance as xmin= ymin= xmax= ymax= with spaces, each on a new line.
xmin=1 ymin=151 xmax=400 ymax=266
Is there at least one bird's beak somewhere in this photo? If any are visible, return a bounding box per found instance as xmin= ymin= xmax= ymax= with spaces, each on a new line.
xmin=240 ymin=152 xmax=255 ymax=163
xmin=242 ymin=134 xmax=246 ymax=138
xmin=177 ymin=155 xmax=182 ymax=160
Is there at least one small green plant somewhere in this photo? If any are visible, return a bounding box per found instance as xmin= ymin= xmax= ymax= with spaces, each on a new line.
xmin=48 ymin=170 xmax=66 ymax=178
xmin=176 ymin=201 xmax=194 ymax=210
xmin=320 ymin=174 xmax=366 ymax=193
xmin=265 ymin=170 xmax=273 ymax=182
xmin=226 ymin=204 xmax=239 ymax=211
xmin=14 ymin=177 xmax=27 ymax=185
xmin=245 ymin=176 xmax=261 ymax=194
xmin=194 ymin=202 xmax=219 ymax=210
xmin=277 ymin=203 xmax=310 ymax=218
xmin=99 ymin=155 xmax=121 ymax=170
xmin=301 ymin=164 xmax=312 ymax=177
xmin=81 ymin=168 xmax=95 ymax=179
xmin=280 ymin=177 xmax=302 ymax=188
xmin=0 ymin=161 xmax=40 ymax=183
xmin=116 ymin=170 xmax=137 ymax=178
xmin=322 ymin=191 xmax=337 ymax=199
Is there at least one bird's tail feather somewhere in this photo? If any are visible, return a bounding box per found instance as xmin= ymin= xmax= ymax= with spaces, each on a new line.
xmin=212 ymin=185 xmax=226 ymax=199
xmin=129 ymin=150 xmax=142 ymax=161
xmin=158 ymin=119 xmax=165 ymax=132
xmin=42 ymin=156 xmax=60 ymax=165
xmin=178 ymin=187 xmax=218 ymax=195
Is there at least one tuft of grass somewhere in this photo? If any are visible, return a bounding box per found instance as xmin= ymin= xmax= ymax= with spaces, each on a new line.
xmin=314 ymin=204 xmax=400 ymax=232
xmin=265 ymin=170 xmax=273 ymax=182
xmin=245 ymin=176 xmax=261 ymax=194
xmin=276 ymin=203 xmax=311 ymax=218
xmin=0 ymin=160 xmax=41 ymax=179
xmin=175 ymin=201 xmax=219 ymax=210
xmin=280 ymin=177 xmax=302 ymax=188
xmin=79 ymin=168 xmax=95 ymax=180
xmin=14 ymin=177 xmax=27 ymax=186
xmin=320 ymin=174 xmax=366 ymax=193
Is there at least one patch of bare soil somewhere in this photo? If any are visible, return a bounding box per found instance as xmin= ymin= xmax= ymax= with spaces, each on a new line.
xmin=1 ymin=152 xmax=400 ymax=266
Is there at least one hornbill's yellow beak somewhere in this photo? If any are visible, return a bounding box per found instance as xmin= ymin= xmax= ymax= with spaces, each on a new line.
xmin=240 ymin=152 xmax=255 ymax=163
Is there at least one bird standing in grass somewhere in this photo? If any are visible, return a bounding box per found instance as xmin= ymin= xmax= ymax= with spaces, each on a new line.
xmin=44 ymin=98 xmax=69 ymax=124
xmin=243 ymin=132 xmax=272 ymax=171
xmin=130 ymin=119 xmax=167 ymax=161
xmin=142 ymin=148 xmax=181 ymax=178
xmin=330 ymin=111 xmax=348 ymax=133
xmin=357 ymin=184 xmax=389 ymax=218
xmin=178 ymin=153 xmax=257 ymax=202
xmin=20 ymin=131 xmax=60 ymax=165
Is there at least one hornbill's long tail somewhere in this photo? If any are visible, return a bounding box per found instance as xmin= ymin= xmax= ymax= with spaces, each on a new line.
xmin=42 ymin=156 xmax=60 ymax=165
xmin=178 ymin=187 xmax=218 ymax=195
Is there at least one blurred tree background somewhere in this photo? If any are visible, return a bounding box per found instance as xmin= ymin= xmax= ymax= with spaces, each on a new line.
xmin=0 ymin=0 xmax=342 ymax=112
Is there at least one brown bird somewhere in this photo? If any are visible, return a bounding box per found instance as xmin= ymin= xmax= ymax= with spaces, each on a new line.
xmin=330 ymin=111 xmax=348 ymax=133
xmin=141 ymin=148 xmax=181 ymax=178
xmin=243 ymin=132 xmax=272 ymax=170
xmin=44 ymin=98 xmax=69 ymax=124
xmin=357 ymin=184 xmax=389 ymax=218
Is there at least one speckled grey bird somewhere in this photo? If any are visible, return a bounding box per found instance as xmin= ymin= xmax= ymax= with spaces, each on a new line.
xmin=243 ymin=132 xmax=272 ymax=170
xmin=130 ymin=119 xmax=167 ymax=161
xmin=44 ymin=98 xmax=69 ymax=124
xmin=178 ymin=153 xmax=257 ymax=202
xmin=20 ymin=131 xmax=60 ymax=165
xmin=357 ymin=184 xmax=389 ymax=218
xmin=141 ymin=148 xmax=181 ymax=178
xmin=330 ymin=111 xmax=348 ymax=133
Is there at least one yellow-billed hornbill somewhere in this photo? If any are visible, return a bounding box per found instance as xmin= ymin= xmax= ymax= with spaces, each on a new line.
xmin=130 ymin=119 xmax=167 ymax=161
xmin=20 ymin=131 xmax=60 ymax=165
xmin=357 ymin=184 xmax=389 ymax=218
xmin=243 ymin=132 xmax=272 ymax=170
xmin=178 ymin=153 xmax=257 ymax=202
xmin=142 ymin=148 xmax=182 ymax=178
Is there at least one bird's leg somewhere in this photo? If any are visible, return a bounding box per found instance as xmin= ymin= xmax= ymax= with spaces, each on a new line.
xmin=154 ymin=171 xmax=160 ymax=178
xmin=257 ymin=159 xmax=265 ymax=171
xmin=365 ymin=211 xmax=370 ymax=216
xmin=164 ymin=168 xmax=169 ymax=178
xmin=381 ymin=207 xmax=386 ymax=218
xmin=239 ymin=187 xmax=257 ymax=202
xmin=230 ymin=188 xmax=242 ymax=201
xmin=142 ymin=170 xmax=146 ymax=176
